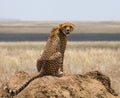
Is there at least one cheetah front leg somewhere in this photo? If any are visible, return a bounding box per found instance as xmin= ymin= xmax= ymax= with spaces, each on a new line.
xmin=49 ymin=52 xmax=64 ymax=77
xmin=36 ymin=59 xmax=46 ymax=72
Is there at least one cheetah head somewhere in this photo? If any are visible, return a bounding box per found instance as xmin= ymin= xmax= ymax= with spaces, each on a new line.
xmin=59 ymin=22 xmax=75 ymax=36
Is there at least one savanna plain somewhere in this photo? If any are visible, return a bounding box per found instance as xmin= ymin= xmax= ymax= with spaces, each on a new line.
xmin=0 ymin=21 xmax=120 ymax=95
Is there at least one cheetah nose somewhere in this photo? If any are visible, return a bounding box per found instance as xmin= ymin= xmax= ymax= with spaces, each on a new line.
xmin=67 ymin=29 xmax=70 ymax=32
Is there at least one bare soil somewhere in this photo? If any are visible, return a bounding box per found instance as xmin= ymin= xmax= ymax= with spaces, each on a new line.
xmin=0 ymin=71 xmax=119 ymax=98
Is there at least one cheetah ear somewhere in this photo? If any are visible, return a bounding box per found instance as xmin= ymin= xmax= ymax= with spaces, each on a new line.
xmin=59 ymin=24 xmax=63 ymax=28
xmin=70 ymin=23 xmax=75 ymax=28
xmin=71 ymin=23 xmax=75 ymax=31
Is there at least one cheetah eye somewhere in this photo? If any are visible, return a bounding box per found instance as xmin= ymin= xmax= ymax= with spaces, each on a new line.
xmin=64 ymin=26 xmax=66 ymax=28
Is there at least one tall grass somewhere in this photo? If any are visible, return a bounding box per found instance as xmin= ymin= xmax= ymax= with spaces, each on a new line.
xmin=0 ymin=41 xmax=120 ymax=95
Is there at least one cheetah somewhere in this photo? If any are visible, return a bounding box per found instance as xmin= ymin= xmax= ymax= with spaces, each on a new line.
xmin=4 ymin=22 xmax=75 ymax=97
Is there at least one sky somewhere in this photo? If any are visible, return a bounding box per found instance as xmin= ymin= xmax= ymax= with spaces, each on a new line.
xmin=0 ymin=0 xmax=120 ymax=21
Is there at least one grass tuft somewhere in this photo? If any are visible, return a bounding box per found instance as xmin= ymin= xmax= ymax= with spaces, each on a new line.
xmin=0 ymin=41 xmax=120 ymax=95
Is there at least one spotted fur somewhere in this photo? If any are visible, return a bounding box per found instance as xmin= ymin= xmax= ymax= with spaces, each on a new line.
xmin=4 ymin=23 xmax=74 ymax=97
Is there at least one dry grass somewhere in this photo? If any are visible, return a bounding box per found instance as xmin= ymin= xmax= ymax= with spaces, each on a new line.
xmin=0 ymin=21 xmax=120 ymax=33
xmin=0 ymin=41 xmax=120 ymax=95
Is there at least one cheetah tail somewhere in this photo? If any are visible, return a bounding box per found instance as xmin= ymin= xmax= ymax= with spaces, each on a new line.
xmin=4 ymin=73 xmax=43 ymax=97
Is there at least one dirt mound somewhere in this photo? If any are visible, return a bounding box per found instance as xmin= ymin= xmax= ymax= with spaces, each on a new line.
xmin=0 ymin=71 xmax=119 ymax=98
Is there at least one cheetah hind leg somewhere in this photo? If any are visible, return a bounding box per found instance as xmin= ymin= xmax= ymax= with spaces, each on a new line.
xmin=49 ymin=52 xmax=64 ymax=77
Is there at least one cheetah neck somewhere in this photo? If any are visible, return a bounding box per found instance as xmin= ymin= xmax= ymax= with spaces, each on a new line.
xmin=58 ymin=29 xmax=67 ymax=55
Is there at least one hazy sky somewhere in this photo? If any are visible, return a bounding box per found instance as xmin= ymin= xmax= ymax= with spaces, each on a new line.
xmin=0 ymin=0 xmax=120 ymax=21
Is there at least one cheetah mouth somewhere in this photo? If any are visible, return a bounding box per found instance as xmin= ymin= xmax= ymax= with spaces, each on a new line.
xmin=66 ymin=32 xmax=70 ymax=36
xmin=66 ymin=32 xmax=70 ymax=35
